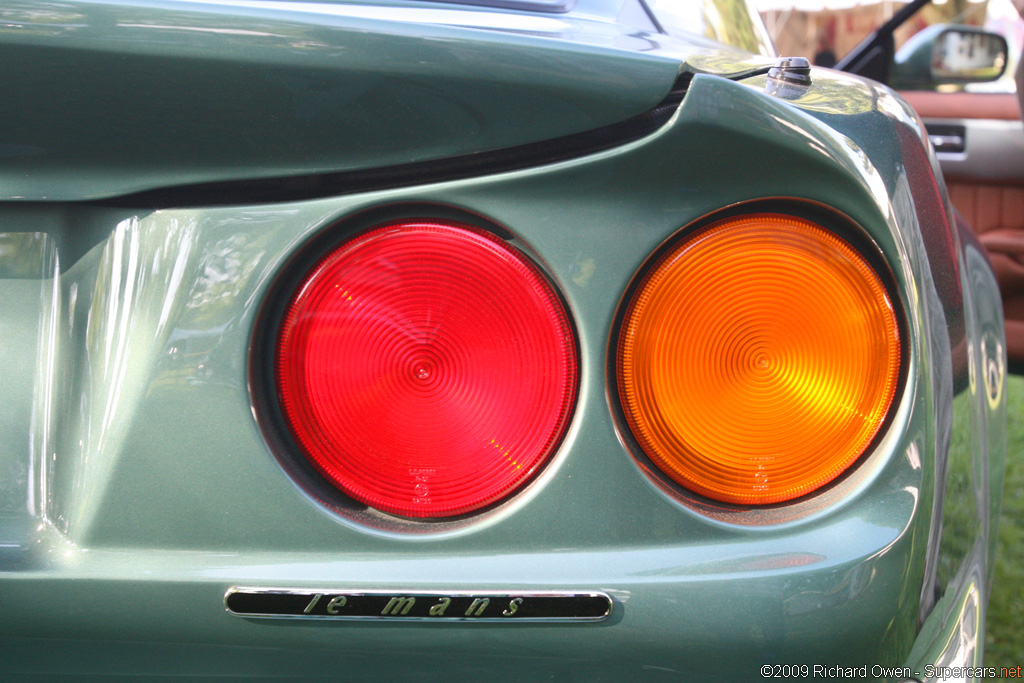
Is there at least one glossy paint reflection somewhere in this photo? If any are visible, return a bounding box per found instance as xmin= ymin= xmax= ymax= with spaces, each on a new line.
xmin=0 ymin=232 xmax=58 ymax=566
xmin=50 ymin=211 xmax=298 ymax=540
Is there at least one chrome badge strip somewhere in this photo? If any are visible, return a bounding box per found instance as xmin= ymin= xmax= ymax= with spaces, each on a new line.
xmin=225 ymin=588 xmax=612 ymax=622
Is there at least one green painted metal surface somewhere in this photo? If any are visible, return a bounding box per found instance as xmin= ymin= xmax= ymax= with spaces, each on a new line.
xmin=0 ymin=0 xmax=684 ymax=201
xmin=0 ymin=1 xmax=1006 ymax=679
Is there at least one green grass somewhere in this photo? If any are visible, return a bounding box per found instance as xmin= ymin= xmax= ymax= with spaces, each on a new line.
xmin=985 ymin=375 xmax=1024 ymax=667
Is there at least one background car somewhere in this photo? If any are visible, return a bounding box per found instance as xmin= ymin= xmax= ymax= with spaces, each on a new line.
xmin=761 ymin=0 xmax=1024 ymax=370
xmin=0 ymin=0 xmax=1007 ymax=680
xmin=758 ymin=0 xmax=1024 ymax=663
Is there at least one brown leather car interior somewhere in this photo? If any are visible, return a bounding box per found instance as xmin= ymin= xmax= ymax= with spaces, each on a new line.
xmin=949 ymin=182 xmax=1024 ymax=369
xmin=900 ymin=91 xmax=1022 ymax=121
xmin=901 ymin=90 xmax=1024 ymax=372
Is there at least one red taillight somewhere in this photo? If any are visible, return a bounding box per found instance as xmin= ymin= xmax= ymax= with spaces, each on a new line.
xmin=275 ymin=220 xmax=577 ymax=519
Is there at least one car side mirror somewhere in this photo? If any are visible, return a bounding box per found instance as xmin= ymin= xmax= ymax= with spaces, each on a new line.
xmin=893 ymin=24 xmax=1008 ymax=89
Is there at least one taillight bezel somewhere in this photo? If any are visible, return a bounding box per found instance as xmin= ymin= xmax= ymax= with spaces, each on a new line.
xmin=251 ymin=205 xmax=579 ymax=530
xmin=608 ymin=201 xmax=909 ymax=518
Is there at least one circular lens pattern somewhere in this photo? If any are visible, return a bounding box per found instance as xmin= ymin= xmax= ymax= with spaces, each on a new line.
xmin=617 ymin=213 xmax=901 ymax=505
xmin=275 ymin=220 xmax=577 ymax=519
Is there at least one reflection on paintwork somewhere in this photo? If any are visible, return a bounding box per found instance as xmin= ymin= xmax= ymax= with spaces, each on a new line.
xmin=0 ymin=233 xmax=59 ymax=572
xmin=891 ymin=156 xmax=959 ymax=622
xmin=906 ymin=442 xmax=922 ymax=470
xmin=118 ymin=23 xmax=281 ymax=38
xmin=847 ymin=140 xmax=894 ymax=224
xmin=735 ymin=99 xmax=894 ymax=223
xmin=875 ymin=87 xmax=918 ymax=123
xmin=983 ymin=337 xmax=1004 ymax=407
xmin=199 ymin=0 xmax=574 ymax=33
xmin=40 ymin=204 xmax=337 ymax=546
xmin=0 ymin=5 xmax=87 ymax=37
xmin=50 ymin=215 xmax=278 ymax=539
xmin=739 ymin=74 xmax=922 ymax=226
xmin=963 ymin=242 xmax=1007 ymax=585
xmin=935 ymin=392 xmax=980 ymax=591
xmin=745 ymin=71 xmax=881 ymax=116
xmin=57 ymin=217 xmax=194 ymax=534
xmin=570 ymin=257 xmax=596 ymax=288
xmin=685 ymin=50 xmax=774 ymax=77
xmin=968 ymin=341 xmax=977 ymax=394
xmin=648 ymin=0 xmax=773 ymax=56
xmin=914 ymin=580 xmax=980 ymax=682
xmin=0 ymin=233 xmax=58 ymax=522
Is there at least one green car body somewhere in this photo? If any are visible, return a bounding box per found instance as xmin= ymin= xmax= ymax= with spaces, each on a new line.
xmin=0 ymin=0 xmax=1007 ymax=680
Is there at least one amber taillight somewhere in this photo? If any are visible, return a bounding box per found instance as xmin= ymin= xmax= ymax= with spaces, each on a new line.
xmin=274 ymin=220 xmax=577 ymax=518
xmin=616 ymin=213 xmax=901 ymax=505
